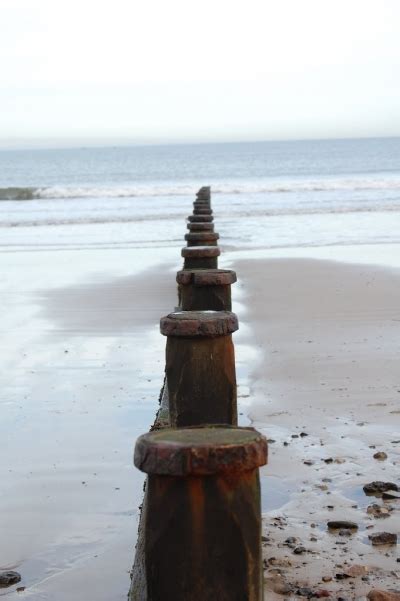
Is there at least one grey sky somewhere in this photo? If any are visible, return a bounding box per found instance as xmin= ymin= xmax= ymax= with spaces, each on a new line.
xmin=2 ymin=0 xmax=400 ymax=147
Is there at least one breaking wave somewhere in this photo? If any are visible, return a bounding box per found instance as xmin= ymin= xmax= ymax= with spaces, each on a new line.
xmin=2 ymin=177 xmax=400 ymax=200
xmin=0 ymin=187 xmax=39 ymax=200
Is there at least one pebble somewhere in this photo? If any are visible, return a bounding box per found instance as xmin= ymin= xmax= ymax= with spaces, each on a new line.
xmin=367 ymin=504 xmax=390 ymax=518
xmin=363 ymin=481 xmax=399 ymax=495
xmin=296 ymin=587 xmax=314 ymax=597
xmin=0 ymin=571 xmax=21 ymax=587
xmin=373 ymin=452 xmax=388 ymax=461
xmin=285 ymin=536 xmax=297 ymax=546
xmin=368 ymin=532 xmax=398 ymax=545
xmin=327 ymin=521 xmax=358 ymax=530
xmin=367 ymin=591 xmax=400 ymax=601
xmin=345 ymin=565 xmax=369 ymax=577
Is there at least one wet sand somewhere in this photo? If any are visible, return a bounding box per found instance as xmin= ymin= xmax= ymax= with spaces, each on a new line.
xmin=0 ymin=249 xmax=178 ymax=600
xmin=233 ymin=257 xmax=400 ymax=598
xmin=2 ymin=247 xmax=400 ymax=599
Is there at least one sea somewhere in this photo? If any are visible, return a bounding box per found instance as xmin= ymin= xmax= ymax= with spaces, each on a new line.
xmin=1 ymin=137 xmax=400 ymax=253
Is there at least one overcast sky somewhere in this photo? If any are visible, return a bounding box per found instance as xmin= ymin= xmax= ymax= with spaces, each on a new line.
xmin=2 ymin=0 xmax=400 ymax=147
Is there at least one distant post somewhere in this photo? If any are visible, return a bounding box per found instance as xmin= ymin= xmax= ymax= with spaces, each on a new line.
xmin=185 ymin=232 xmax=219 ymax=246
xmin=177 ymin=269 xmax=236 ymax=311
xmin=181 ymin=246 xmax=220 ymax=269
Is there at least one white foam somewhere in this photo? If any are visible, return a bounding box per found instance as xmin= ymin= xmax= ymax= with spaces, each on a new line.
xmin=2 ymin=175 xmax=400 ymax=202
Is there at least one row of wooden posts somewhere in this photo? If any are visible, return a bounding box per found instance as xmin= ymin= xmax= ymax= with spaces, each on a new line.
xmin=130 ymin=187 xmax=268 ymax=601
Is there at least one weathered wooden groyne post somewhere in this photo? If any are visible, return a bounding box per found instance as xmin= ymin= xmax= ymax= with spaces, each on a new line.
xmin=129 ymin=186 xmax=267 ymax=601
xmin=188 ymin=213 xmax=213 ymax=223
xmin=185 ymin=196 xmax=218 ymax=245
xmin=186 ymin=221 xmax=215 ymax=232
xmin=177 ymin=268 xmax=236 ymax=311
xmin=134 ymin=425 xmax=268 ymax=601
xmin=195 ymin=185 xmax=211 ymax=202
xmin=160 ymin=311 xmax=238 ymax=427
xmin=181 ymin=245 xmax=220 ymax=269
xmin=185 ymin=231 xmax=219 ymax=246
xmin=193 ymin=205 xmax=213 ymax=216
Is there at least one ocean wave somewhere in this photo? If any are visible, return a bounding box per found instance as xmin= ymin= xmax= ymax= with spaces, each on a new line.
xmin=3 ymin=203 xmax=400 ymax=228
xmin=2 ymin=178 xmax=400 ymax=200
xmin=0 ymin=187 xmax=38 ymax=200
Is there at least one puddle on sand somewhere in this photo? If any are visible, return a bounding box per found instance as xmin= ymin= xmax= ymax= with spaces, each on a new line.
xmin=342 ymin=484 xmax=400 ymax=508
xmin=340 ymin=485 xmax=369 ymax=508
xmin=260 ymin=475 xmax=294 ymax=513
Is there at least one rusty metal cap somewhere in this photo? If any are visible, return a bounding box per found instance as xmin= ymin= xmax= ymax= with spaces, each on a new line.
xmin=181 ymin=246 xmax=220 ymax=258
xmin=134 ymin=425 xmax=268 ymax=476
xmin=188 ymin=214 xmax=214 ymax=223
xmin=185 ymin=232 xmax=219 ymax=242
xmin=160 ymin=310 xmax=238 ymax=337
xmin=176 ymin=269 xmax=237 ymax=287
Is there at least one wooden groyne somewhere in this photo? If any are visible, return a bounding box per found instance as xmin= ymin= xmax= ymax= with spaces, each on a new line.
xmin=129 ymin=186 xmax=268 ymax=601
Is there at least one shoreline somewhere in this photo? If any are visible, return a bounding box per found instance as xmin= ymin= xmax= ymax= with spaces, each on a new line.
xmin=232 ymin=256 xmax=400 ymax=598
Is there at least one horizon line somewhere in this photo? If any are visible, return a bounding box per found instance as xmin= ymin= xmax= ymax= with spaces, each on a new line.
xmin=1 ymin=134 xmax=400 ymax=152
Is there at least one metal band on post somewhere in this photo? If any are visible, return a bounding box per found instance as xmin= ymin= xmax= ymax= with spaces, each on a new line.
xmin=188 ymin=214 xmax=213 ymax=223
xmin=181 ymin=246 xmax=220 ymax=270
xmin=193 ymin=207 xmax=213 ymax=216
xmin=185 ymin=232 xmax=219 ymax=247
xmin=187 ymin=222 xmax=214 ymax=232
xmin=160 ymin=311 xmax=238 ymax=427
xmin=134 ymin=426 xmax=267 ymax=601
xmin=177 ymin=269 xmax=237 ymax=311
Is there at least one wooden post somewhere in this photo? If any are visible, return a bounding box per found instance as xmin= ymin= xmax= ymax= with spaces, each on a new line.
xmin=177 ymin=269 xmax=236 ymax=311
xmin=134 ymin=425 xmax=267 ymax=601
xmin=196 ymin=186 xmax=211 ymax=201
xmin=188 ymin=214 xmax=213 ymax=223
xmin=187 ymin=222 xmax=215 ymax=232
xmin=193 ymin=207 xmax=213 ymax=216
xmin=160 ymin=311 xmax=238 ymax=427
xmin=185 ymin=232 xmax=219 ymax=247
xmin=193 ymin=199 xmax=210 ymax=205
xmin=181 ymin=246 xmax=220 ymax=269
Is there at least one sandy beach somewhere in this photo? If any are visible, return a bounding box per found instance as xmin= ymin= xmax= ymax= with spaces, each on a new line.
xmin=1 ymin=240 xmax=400 ymax=599
xmin=232 ymin=256 xmax=400 ymax=598
xmin=0 ymin=247 xmax=179 ymax=600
